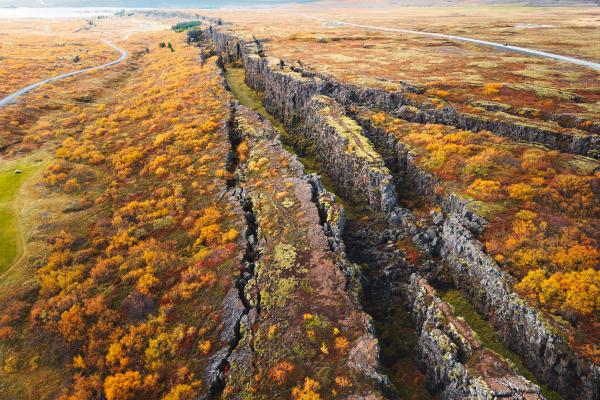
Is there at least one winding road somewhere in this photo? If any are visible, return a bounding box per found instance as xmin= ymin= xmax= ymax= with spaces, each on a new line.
xmin=0 ymin=40 xmax=128 ymax=109
xmin=302 ymin=14 xmax=600 ymax=72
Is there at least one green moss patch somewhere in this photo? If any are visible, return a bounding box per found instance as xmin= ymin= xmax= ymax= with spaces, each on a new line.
xmin=440 ymin=288 xmax=563 ymax=400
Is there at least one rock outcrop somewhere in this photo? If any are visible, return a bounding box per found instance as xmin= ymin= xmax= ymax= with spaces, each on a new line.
xmin=203 ymin=27 xmax=599 ymax=159
xmin=223 ymin=104 xmax=390 ymax=398
xmin=407 ymin=275 xmax=544 ymax=400
xmin=305 ymin=95 xmax=398 ymax=212
xmin=357 ymin=120 xmax=599 ymax=400
xmin=202 ymin=26 xmax=599 ymax=399
xmin=442 ymin=215 xmax=600 ymax=400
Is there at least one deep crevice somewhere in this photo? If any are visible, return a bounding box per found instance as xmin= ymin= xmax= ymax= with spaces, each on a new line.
xmin=207 ymin=104 xmax=261 ymax=399
xmin=220 ymin=57 xmax=433 ymax=400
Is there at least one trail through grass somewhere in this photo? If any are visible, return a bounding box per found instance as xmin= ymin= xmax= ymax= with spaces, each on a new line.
xmin=0 ymin=155 xmax=44 ymax=275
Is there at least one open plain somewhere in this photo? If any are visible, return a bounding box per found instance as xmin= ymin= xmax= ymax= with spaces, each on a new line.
xmin=0 ymin=2 xmax=598 ymax=399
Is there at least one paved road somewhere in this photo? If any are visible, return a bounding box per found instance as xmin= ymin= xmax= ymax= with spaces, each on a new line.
xmin=302 ymin=14 xmax=600 ymax=72
xmin=0 ymin=40 xmax=128 ymax=108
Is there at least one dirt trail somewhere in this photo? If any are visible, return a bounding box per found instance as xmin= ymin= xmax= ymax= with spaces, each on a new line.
xmin=0 ymin=40 xmax=128 ymax=108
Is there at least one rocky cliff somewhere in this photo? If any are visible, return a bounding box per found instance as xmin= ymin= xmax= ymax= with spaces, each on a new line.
xmin=407 ymin=275 xmax=544 ymax=400
xmin=201 ymin=26 xmax=599 ymax=399
xmin=305 ymin=95 xmax=398 ymax=212
xmin=356 ymin=119 xmax=599 ymax=400
xmin=204 ymin=26 xmax=599 ymax=159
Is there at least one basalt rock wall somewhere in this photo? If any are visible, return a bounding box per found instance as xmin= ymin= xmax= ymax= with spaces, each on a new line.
xmin=304 ymin=95 xmax=398 ymax=212
xmin=203 ymin=27 xmax=599 ymax=399
xmin=203 ymin=27 xmax=599 ymax=159
xmin=357 ymin=121 xmax=599 ymax=400
xmin=442 ymin=216 xmax=600 ymax=400
xmin=406 ymin=274 xmax=544 ymax=400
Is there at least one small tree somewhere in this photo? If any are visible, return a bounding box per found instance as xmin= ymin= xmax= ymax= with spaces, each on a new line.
xmin=186 ymin=29 xmax=201 ymax=44
xmin=159 ymin=42 xmax=166 ymax=48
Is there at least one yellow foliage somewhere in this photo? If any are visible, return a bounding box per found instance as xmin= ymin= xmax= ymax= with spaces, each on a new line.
xmin=3 ymin=355 xmax=17 ymax=374
xmin=507 ymin=183 xmax=536 ymax=202
xmin=137 ymin=273 xmax=160 ymax=295
xmin=482 ymin=82 xmax=503 ymax=95
xmin=371 ymin=112 xmax=386 ymax=125
xmin=335 ymin=376 xmax=352 ymax=388
xmin=198 ymin=340 xmax=212 ymax=355
xmin=198 ymin=224 xmax=222 ymax=246
xmin=268 ymin=361 xmax=295 ymax=384
xmin=73 ymin=355 xmax=86 ymax=369
xmin=334 ymin=336 xmax=350 ymax=353
xmin=319 ymin=343 xmax=329 ymax=354
xmin=221 ymin=228 xmax=239 ymax=243
xmin=268 ymin=324 xmax=278 ymax=339
xmin=162 ymin=384 xmax=197 ymax=400
xmin=103 ymin=371 xmax=142 ymax=400
xmin=292 ymin=377 xmax=321 ymax=400
xmin=517 ymin=268 xmax=600 ymax=317
xmin=466 ymin=179 xmax=502 ymax=201
xmin=236 ymin=140 xmax=249 ymax=163
xmin=63 ymin=178 xmax=80 ymax=193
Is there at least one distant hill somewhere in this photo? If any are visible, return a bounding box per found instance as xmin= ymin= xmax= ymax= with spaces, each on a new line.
xmin=0 ymin=0 xmax=596 ymax=7
xmin=0 ymin=0 xmax=318 ymax=8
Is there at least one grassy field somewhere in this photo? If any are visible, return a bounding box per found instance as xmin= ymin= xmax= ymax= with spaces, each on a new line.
xmin=0 ymin=155 xmax=45 ymax=275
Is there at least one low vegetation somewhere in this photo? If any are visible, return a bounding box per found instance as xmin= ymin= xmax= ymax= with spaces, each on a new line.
xmin=1 ymin=5 xmax=598 ymax=399
xmin=0 ymin=155 xmax=45 ymax=274
xmin=0 ymin=31 xmax=244 ymax=399
xmin=171 ymin=21 xmax=201 ymax=32
xmin=368 ymin=111 xmax=599 ymax=355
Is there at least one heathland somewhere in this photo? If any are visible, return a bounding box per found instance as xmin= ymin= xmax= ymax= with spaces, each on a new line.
xmin=0 ymin=3 xmax=598 ymax=400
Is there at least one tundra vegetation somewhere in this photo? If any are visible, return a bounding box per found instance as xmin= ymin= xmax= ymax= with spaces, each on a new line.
xmin=367 ymin=111 xmax=599 ymax=355
xmin=0 ymin=26 xmax=246 ymax=399
xmin=216 ymin=6 xmax=600 ymax=136
xmin=0 ymin=4 xmax=598 ymax=400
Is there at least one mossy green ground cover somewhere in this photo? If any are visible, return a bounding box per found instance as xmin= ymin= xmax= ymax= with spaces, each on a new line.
xmin=0 ymin=157 xmax=43 ymax=275
xmin=440 ymin=288 xmax=563 ymax=400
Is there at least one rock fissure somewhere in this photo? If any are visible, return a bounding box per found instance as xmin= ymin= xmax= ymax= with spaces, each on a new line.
xmin=224 ymin=49 xmax=539 ymax=400
xmin=201 ymin=25 xmax=597 ymax=400
xmin=203 ymin=27 xmax=598 ymax=159
xmin=355 ymin=118 xmax=599 ymax=400
xmin=204 ymin=105 xmax=262 ymax=399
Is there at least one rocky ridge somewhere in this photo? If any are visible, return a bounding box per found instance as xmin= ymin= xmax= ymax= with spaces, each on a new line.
xmin=407 ymin=275 xmax=544 ymax=400
xmin=305 ymin=95 xmax=398 ymax=213
xmin=357 ymin=118 xmax=600 ymax=400
xmin=219 ymin=103 xmax=390 ymax=398
xmin=205 ymin=26 xmax=599 ymax=159
xmin=201 ymin=25 xmax=599 ymax=399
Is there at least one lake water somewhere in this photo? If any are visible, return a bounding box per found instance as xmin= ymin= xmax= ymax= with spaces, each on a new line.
xmin=0 ymin=7 xmax=128 ymax=18
xmin=0 ymin=1 xmax=315 ymax=18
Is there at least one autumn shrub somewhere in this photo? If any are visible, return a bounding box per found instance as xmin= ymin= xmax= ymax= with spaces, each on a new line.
xmin=466 ymin=179 xmax=502 ymax=201
xmin=0 ymin=32 xmax=244 ymax=399
xmin=368 ymin=113 xmax=599 ymax=331
xmin=517 ymin=268 xmax=600 ymax=318
xmin=482 ymin=82 xmax=503 ymax=95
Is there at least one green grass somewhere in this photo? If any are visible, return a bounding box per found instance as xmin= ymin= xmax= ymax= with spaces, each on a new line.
xmin=225 ymin=65 xmax=321 ymax=173
xmin=0 ymin=158 xmax=44 ymax=275
xmin=171 ymin=21 xmax=201 ymax=32
xmin=440 ymin=289 xmax=563 ymax=400
xmin=225 ymin=66 xmax=286 ymax=132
